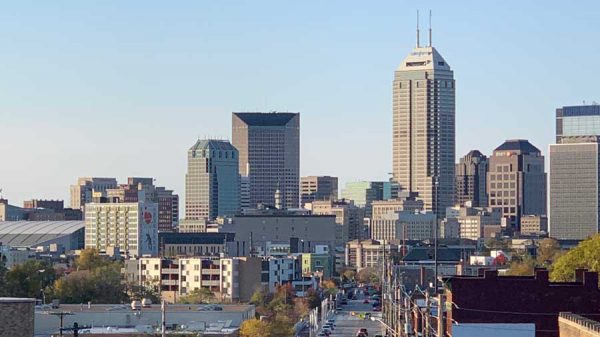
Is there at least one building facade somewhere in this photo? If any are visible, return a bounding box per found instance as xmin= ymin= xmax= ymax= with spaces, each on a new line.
xmin=487 ymin=140 xmax=546 ymax=230
xmin=550 ymin=141 xmax=600 ymax=240
xmin=370 ymin=197 xmax=424 ymax=241
xmin=70 ymin=177 xmax=118 ymax=210
xmin=455 ymin=150 xmax=488 ymax=207
xmin=345 ymin=239 xmax=401 ymax=270
xmin=372 ymin=210 xmax=436 ymax=242
xmin=556 ymin=105 xmax=600 ymax=143
xmin=300 ymin=176 xmax=338 ymax=206
xmin=185 ymin=139 xmax=240 ymax=221
xmin=392 ymin=37 xmax=455 ymax=218
xmin=232 ymin=112 xmax=300 ymax=209
xmin=84 ymin=202 xmax=158 ymax=257
xmin=340 ymin=181 xmax=390 ymax=217
xmin=310 ymin=199 xmax=366 ymax=243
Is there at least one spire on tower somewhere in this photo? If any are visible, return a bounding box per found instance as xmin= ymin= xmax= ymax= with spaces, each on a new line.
xmin=429 ymin=10 xmax=432 ymax=47
xmin=416 ymin=10 xmax=420 ymax=48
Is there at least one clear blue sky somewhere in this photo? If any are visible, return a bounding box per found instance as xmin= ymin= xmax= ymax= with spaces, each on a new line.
xmin=1 ymin=0 xmax=599 ymax=205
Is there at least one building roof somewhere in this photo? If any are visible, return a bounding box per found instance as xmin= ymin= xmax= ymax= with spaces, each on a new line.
xmin=189 ymin=139 xmax=236 ymax=152
xmin=402 ymin=246 xmax=465 ymax=262
xmin=494 ymin=139 xmax=540 ymax=155
xmin=0 ymin=221 xmax=84 ymax=247
xmin=233 ymin=112 xmax=298 ymax=126
xmin=158 ymin=232 xmax=235 ymax=245
xmin=397 ymin=46 xmax=451 ymax=72
xmin=465 ymin=150 xmax=485 ymax=158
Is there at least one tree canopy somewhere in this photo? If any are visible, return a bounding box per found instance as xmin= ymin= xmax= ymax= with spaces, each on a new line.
xmin=551 ymin=234 xmax=600 ymax=282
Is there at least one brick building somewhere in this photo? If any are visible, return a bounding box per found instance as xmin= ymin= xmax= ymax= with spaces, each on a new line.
xmin=444 ymin=269 xmax=600 ymax=337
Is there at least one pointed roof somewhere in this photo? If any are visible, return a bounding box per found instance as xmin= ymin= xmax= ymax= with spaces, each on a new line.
xmin=189 ymin=139 xmax=236 ymax=152
xmin=494 ymin=139 xmax=541 ymax=155
xmin=397 ymin=46 xmax=451 ymax=72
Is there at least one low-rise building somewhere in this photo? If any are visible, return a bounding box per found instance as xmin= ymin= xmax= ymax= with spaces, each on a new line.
xmin=0 ymin=221 xmax=85 ymax=252
xmin=302 ymin=252 xmax=332 ymax=278
xmin=372 ymin=210 xmax=436 ymax=242
xmin=310 ymin=199 xmax=366 ymax=243
xmin=0 ymin=297 xmax=35 ymax=337
xmin=559 ymin=312 xmax=600 ymax=337
xmin=520 ymin=215 xmax=548 ymax=235
xmin=158 ymin=232 xmax=235 ymax=257
xmin=301 ymin=176 xmax=338 ymax=206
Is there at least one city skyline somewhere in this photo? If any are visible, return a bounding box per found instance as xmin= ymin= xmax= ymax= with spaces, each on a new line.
xmin=2 ymin=1 xmax=599 ymax=205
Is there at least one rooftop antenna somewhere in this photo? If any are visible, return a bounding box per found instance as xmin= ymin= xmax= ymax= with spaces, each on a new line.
xmin=416 ymin=10 xmax=420 ymax=47
xmin=429 ymin=10 xmax=432 ymax=47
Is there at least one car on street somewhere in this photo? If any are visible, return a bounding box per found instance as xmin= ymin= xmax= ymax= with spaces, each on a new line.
xmin=363 ymin=299 xmax=369 ymax=304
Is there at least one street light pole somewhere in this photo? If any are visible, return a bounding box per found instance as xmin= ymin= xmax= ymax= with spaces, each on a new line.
xmin=371 ymin=317 xmax=400 ymax=337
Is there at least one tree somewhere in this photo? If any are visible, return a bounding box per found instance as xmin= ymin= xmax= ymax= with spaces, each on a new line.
xmin=356 ymin=267 xmax=379 ymax=285
xmin=305 ymin=288 xmax=321 ymax=309
xmin=269 ymin=315 xmax=295 ymax=337
xmin=178 ymin=287 xmax=215 ymax=304
xmin=76 ymin=248 xmax=112 ymax=270
xmin=51 ymin=263 xmax=127 ymax=303
xmin=0 ymin=256 xmax=7 ymax=296
xmin=321 ymin=279 xmax=338 ymax=297
xmin=551 ymin=234 xmax=600 ymax=282
xmin=536 ymin=238 xmax=562 ymax=267
xmin=4 ymin=260 xmax=56 ymax=299
xmin=506 ymin=255 xmax=536 ymax=276
xmin=342 ymin=269 xmax=356 ymax=282
xmin=240 ymin=319 xmax=270 ymax=337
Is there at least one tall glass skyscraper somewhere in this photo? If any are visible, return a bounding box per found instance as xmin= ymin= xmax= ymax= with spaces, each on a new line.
xmin=556 ymin=105 xmax=600 ymax=143
xmin=392 ymin=31 xmax=455 ymax=217
xmin=185 ymin=139 xmax=240 ymax=220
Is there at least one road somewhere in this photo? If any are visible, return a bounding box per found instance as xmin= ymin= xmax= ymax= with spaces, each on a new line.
xmin=326 ymin=290 xmax=386 ymax=337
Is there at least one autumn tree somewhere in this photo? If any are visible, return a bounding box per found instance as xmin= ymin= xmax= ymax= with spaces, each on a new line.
xmin=321 ymin=279 xmax=338 ymax=297
xmin=551 ymin=234 xmax=600 ymax=282
xmin=536 ymin=238 xmax=562 ymax=267
xmin=356 ymin=267 xmax=379 ymax=285
xmin=342 ymin=269 xmax=356 ymax=282
xmin=506 ymin=255 xmax=536 ymax=276
xmin=239 ymin=319 xmax=270 ymax=337
xmin=178 ymin=287 xmax=215 ymax=304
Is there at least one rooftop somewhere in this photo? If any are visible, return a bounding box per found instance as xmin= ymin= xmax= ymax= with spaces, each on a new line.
xmin=233 ymin=112 xmax=298 ymax=126
xmin=189 ymin=139 xmax=236 ymax=152
xmin=0 ymin=221 xmax=84 ymax=247
xmin=397 ymin=46 xmax=451 ymax=72
xmin=494 ymin=139 xmax=541 ymax=155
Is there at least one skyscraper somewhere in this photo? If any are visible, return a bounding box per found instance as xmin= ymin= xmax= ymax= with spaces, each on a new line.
xmin=550 ymin=105 xmax=600 ymax=240
xmin=392 ymin=26 xmax=455 ymax=218
xmin=185 ymin=139 xmax=240 ymax=220
xmin=232 ymin=112 xmax=300 ymax=209
xmin=487 ymin=140 xmax=546 ymax=230
xmin=455 ymin=150 xmax=488 ymax=207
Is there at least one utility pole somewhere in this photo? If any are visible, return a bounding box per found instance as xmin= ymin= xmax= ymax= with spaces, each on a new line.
xmin=424 ymin=292 xmax=431 ymax=337
xmin=161 ymin=300 xmax=166 ymax=337
xmin=437 ymin=293 xmax=444 ymax=337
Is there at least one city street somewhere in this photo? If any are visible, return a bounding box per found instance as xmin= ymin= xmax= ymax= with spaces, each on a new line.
xmin=326 ymin=290 xmax=386 ymax=337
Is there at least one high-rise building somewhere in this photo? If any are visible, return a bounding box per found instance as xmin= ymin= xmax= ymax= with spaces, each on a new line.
xmin=392 ymin=29 xmax=455 ymax=217
xmin=185 ymin=139 xmax=240 ymax=221
xmin=341 ymin=181 xmax=389 ymax=217
xmin=301 ymin=176 xmax=338 ymax=206
xmin=232 ymin=112 xmax=300 ymax=209
xmin=84 ymin=202 xmax=158 ymax=257
xmin=487 ymin=140 xmax=546 ymax=230
xmin=550 ymin=140 xmax=600 ymax=240
xmin=455 ymin=150 xmax=488 ymax=207
xmin=310 ymin=199 xmax=366 ymax=243
xmin=556 ymin=105 xmax=600 ymax=143
xmin=70 ymin=177 xmax=118 ymax=210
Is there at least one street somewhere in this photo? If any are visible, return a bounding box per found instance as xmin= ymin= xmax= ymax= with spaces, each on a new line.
xmin=327 ymin=290 xmax=386 ymax=337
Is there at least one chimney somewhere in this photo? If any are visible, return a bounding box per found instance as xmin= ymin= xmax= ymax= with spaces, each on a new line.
xmin=584 ymin=271 xmax=599 ymax=288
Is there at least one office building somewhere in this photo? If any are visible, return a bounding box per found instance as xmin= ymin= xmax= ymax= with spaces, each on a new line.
xmin=447 ymin=205 xmax=502 ymax=241
xmin=158 ymin=232 xmax=235 ymax=257
xmin=455 ymin=150 xmax=488 ymax=207
xmin=232 ymin=112 xmax=300 ymax=209
xmin=1 ymin=199 xmax=82 ymax=221
xmin=550 ymin=141 xmax=600 ymax=240
xmin=70 ymin=177 xmax=118 ymax=210
xmin=370 ymin=196 xmax=424 ymax=241
xmin=84 ymin=202 xmax=158 ymax=257
xmin=310 ymin=199 xmax=366 ymax=243
xmin=22 ymin=199 xmax=64 ymax=212
xmin=341 ymin=181 xmax=391 ymax=217
xmin=372 ymin=210 xmax=436 ymax=242
xmin=345 ymin=239 xmax=401 ymax=270
xmin=556 ymin=105 xmax=600 ymax=143
xmin=185 ymin=139 xmax=240 ymax=221
xmin=392 ymin=29 xmax=455 ymax=218
xmin=300 ymin=176 xmax=338 ymax=206
xmin=487 ymin=140 xmax=546 ymax=230
xmin=520 ymin=215 xmax=548 ymax=235
xmin=219 ymin=214 xmax=336 ymax=257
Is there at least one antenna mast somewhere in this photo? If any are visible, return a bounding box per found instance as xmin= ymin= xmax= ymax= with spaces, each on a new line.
xmin=416 ymin=10 xmax=420 ymax=47
xmin=429 ymin=10 xmax=432 ymax=47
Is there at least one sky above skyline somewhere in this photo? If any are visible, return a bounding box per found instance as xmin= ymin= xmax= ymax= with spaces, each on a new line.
xmin=1 ymin=1 xmax=600 ymax=205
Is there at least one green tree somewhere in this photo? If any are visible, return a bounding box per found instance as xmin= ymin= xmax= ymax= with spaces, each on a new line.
xmin=239 ymin=319 xmax=270 ymax=337
xmin=506 ymin=255 xmax=536 ymax=276
xmin=342 ymin=269 xmax=356 ymax=282
xmin=321 ymin=279 xmax=338 ymax=297
xmin=51 ymin=263 xmax=127 ymax=303
xmin=76 ymin=248 xmax=112 ymax=270
xmin=4 ymin=260 xmax=56 ymax=299
xmin=551 ymin=234 xmax=600 ymax=282
xmin=178 ymin=287 xmax=215 ymax=304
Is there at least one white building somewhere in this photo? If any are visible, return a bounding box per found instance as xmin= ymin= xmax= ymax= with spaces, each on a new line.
xmin=85 ymin=202 xmax=158 ymax=257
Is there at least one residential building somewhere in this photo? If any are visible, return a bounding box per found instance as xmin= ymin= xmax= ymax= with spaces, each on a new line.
xmin=455 ymin=150 xmax=488 ymax=207
xmin=341 ymin=181 xmax=389 ymax=217
xmin=158 ymin=232 xmax=235 ymax=257
xmin=521 ymin=215 xmax=548 ymax=235
xmin=232 ymin=112 xmax=300 ymax=209
xmin=123 ymin=256 xmax=261 ymax=302
xmin=310 ymin=199 xmax=366 ymax=243
xmin=185 ymin=139 xmax=240 ymax=221
xmin=345 ymin=239 xmax=401 ymax=270
xmin=445 ymin=269 xmax=600 ymax=337
xmin=487 ymin=140 xmax=546 ymax=230
xmin=219 ymin=215 xmax=336 ymax=258
xmin=392 ymin=33 xmax=455 ymax=218
xmin=550 ymin=140 xmax=600 ymax=240
xmin=300 ymin=176 xmax=338 ymax=206
xmin=70 ymin=177 xmax=118 ymax=210
xmin=302 ymin=252 xmax=332 ymax=278
xmin=261 ymin=256 xmax=302 ymax=293
xmin=84 ymin=202 xmax=158 ymax=257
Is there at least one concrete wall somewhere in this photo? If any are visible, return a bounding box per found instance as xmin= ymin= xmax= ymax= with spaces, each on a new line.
xmin=0 ymin=298 xmax=35 ymax=337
